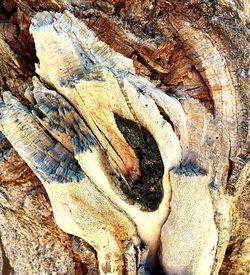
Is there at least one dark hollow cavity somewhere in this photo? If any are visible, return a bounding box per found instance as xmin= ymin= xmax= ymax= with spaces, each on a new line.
xmin=114 ymin=114 xmax=164 ymax=211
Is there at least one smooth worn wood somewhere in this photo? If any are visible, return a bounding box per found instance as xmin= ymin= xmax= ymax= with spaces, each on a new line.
xmin=0 ymin=1 xmax=249 ymax=274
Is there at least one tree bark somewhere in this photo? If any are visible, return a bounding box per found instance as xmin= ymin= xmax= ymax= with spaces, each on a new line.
xmin=0 ymin=0 xmax=249 ymax=274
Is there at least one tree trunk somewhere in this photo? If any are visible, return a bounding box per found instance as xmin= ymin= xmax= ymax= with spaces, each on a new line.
xmin=0 ymin=0 xmax=249 ymax=274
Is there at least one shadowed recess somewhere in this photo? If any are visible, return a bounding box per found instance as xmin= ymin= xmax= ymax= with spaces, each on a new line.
xmin=114 ymin=114 xmax=164 ymax=211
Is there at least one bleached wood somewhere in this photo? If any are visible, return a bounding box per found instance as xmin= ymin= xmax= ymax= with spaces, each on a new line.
xmin=0 ymin=92 xmax=138 ymax=275
xmin=0 ymin=2 xmax=248 ymax=273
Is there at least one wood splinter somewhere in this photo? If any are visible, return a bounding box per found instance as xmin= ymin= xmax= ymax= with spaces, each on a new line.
xmin=0 ymin=10 xmax=224 ymax=275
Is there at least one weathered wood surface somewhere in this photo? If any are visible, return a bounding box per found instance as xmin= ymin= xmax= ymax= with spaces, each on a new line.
xmin=0 ymin=0 xmax=249 ymax=274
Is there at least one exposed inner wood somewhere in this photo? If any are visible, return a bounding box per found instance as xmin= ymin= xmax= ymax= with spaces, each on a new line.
xmin=0 ymin=1 xmax=249 ymax=274
xmin=0 ymin=92 xmax=138 ymax=274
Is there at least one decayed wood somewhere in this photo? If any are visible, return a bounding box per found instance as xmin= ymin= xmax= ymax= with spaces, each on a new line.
xmin=0 ymin=0 xmax=249 ymax=274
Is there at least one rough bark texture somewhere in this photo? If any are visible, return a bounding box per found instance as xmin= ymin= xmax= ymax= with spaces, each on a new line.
xmin=0 ymin=0 xmax=249 ymax=274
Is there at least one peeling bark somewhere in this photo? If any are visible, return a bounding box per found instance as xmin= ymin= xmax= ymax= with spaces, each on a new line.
xmin=0 ymin=0 xmax=249 ymax=274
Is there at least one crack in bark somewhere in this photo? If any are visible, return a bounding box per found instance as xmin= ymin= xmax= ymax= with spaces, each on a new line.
xmin=0 ymin=236 xmax=12 ymax=275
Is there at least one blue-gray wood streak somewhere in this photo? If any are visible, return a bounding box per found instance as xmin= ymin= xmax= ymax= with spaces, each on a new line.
xmin=0 ymin=92 xmax=84 ymax=184
xmin=29 ymin=84 xmax=165 ymax=211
